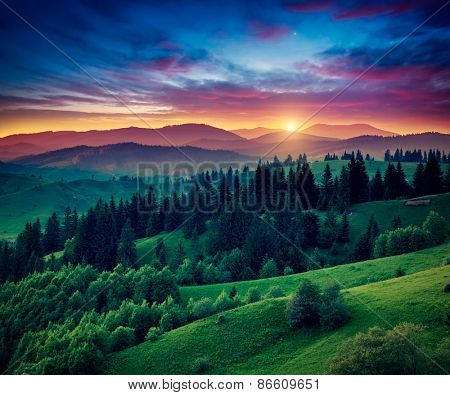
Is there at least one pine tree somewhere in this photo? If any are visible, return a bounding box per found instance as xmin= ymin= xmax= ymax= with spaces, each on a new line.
xmin=318 ymin=163 xmax=334 ymax=210
xmin=384 ymin=162 xmax=398 ymax=199
xmin=424 ymin=152 xmax=443 ymax=195
xmin=155 ymin=238 xmax=167 ymax=268
xmin=412 ymin=162 xmax=425 ymax=197
xmin=338 ymin=213 xmax=350 ymax=243
xmin=117 ymin=219 xmax=137 ymax=268
xmin=396 ymin=162 xmax=409 ymax=197
xmin=351 ymin=214 xmax=379 ymax=261
xmin=336 ymin=166 xmax=351 ymax=213
xmin=43 ymin=212 xmax=62 ymax=255
xmin=370 ymin=169 xmax=384 ymax=201
xmin=348 ymin=154 xmax=369 ymax=204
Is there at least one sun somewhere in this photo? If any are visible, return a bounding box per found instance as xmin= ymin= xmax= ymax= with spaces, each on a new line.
xmin=286 ymin=122 xmax=297 ymax=132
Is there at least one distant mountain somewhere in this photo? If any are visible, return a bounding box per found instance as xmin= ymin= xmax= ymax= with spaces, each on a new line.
xmin=300 ymin=123 xmax=396 ymax=139
xmin=16 ymin=143 xmax=255 ymax=172
xmin=0 ymin=124 xmax=243 ymax=160
xmin=230 ymin=127 xmax=286 ymax=139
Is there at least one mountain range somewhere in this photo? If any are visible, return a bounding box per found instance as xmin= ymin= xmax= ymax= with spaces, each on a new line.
xmin=1 ymin=123 xmax=449 ymax=171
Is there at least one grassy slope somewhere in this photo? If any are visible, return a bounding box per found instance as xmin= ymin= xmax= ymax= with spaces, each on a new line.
xmin=180 ymin=242 xmax=449 ymax=301
xmin=134 ymin=193 xmax=450 ymax=266
xmin=105 ymin=265 xmax=450 ymax=374
xmin=0 ymin=176 xmax=139 ymax=238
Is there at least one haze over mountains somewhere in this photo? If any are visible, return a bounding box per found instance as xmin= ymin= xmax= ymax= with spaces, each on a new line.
xmin=1 ymin=123 xmax=449 ymax=170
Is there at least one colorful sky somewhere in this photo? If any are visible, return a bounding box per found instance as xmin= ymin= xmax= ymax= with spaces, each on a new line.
xmin=0 ymin=0 xmax=449 ymax=136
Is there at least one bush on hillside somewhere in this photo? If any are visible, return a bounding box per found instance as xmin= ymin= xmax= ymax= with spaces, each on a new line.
xmin=264 ymin=285 xmax=285 ymax=299
xmin=283 ymin=267 xmax=294 ymax=276
xmin=145 ymin=327 xmax=161 ymax=342
xmin=193 ymin=356 xmax=210 ymax=374
xmin=319 ymin=283 xmax=351 ymax=330
xmin=259 ymin=258 xmax=278 ymax=278
xmin=213 ymin=290 xmax=238 ymax=312
xmin=422 ymin=211 xmax=447 ymax=245
xmin=286 ymin=279 xmax=321 ymax=329
xmin=328 ymin=323 xmax=430 ymax=374
xmin=245 ymin=287 xmax=262 ymax=304
xmin=110 ymin=326 xmax=136 ymax=352
xmin=188 ymin=297 xmax=214 ymax=320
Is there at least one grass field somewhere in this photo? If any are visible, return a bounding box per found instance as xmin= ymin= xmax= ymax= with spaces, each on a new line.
xmin=0 ymin=174 xmax=140 ymax=239
xmin=104 ymin=264 xmax=450 ymax=374
xmin=180 ymin=242 xmax=450 ymax=302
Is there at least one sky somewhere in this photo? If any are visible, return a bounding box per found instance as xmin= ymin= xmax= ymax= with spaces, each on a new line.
xmin=0 ymin=0 xmax=449 ymax=136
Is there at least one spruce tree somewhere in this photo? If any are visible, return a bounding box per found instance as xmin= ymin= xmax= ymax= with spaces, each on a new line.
xmin=318 ymin=163 xmax=334 ymax=210
xmin=370 ymin=169 xmax=384 ymax=201
xmin=412 ymin=162 xmax=425 ymax=197
xmin=117 ymin=219 xmax=137 ymax=268
xmin=338 ymin=213 xmax=350 ymax=243
xmin=424 ymin=152 xmax=443 ymax=195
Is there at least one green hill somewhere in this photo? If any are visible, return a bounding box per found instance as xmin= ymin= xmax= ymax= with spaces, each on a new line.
xmin=0 ymin=175 xmax=140 ymax=238
xmin=104 ymin=264 xmax=449 ymax=374
xmin=180 ymin=242 xmax=450 ymax=302
xmin=134 ymin=193 xmax=450 ymax=265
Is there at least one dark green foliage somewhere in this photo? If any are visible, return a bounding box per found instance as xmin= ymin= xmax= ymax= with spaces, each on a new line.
xmin=319 ymin=283 xmax=351 ymax=330
xmin=338 ymin=213 xmax=350 ymax=243
xmin=286 ymin=280 xmax=321 ymax=329
xmin=259 ymin=257 xmax=278 ymax=278
xmin=318 ymin=163 xmax=334 ymax=210
xmin=328 ymin=323 xmax=430 ymax=374
xmin=228 ymin=286 xmax=237 ymax=300
xmin=396 ymin=267 xmax=405 ymax=277
xmin=444 ymin=283 xmax=450 ymax=293
xmin=422 ymin=211 xmax=447 ymax=245
xmin=0 ymin=262 xmax=179 ymax=373
xmin=43 ymin=212 xmax=62 ymax=255
xmin=193 ymin=356 xmax=210 ymax=374
xmin=116 ymin=219 xmax=137 ymax=267
xmin=245 ymin=287 xmax=261 ymax=303
xmin=369 ymin=169 xmax=384 ymax=201
xmin=319 ymin=210 xmax=338 ymax=248
xmin=351 ymin=214 xmax=379 ymax=262
xmin=348 ymin=154 xmax=369 ymax=204
xmin=110 ymin=326 xmax=136 ymax=352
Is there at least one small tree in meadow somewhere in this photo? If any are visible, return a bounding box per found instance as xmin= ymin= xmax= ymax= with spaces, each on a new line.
xmin=286 ymin=279 xmax=321 ymax=329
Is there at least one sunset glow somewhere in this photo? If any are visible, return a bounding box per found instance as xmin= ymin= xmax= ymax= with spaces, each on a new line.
xmin=0 ymin=0 xmax=449 ymax=136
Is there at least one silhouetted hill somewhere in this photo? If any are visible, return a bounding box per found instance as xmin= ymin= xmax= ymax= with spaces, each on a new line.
xmin=300 ymin=123 xmax=396 ymax=139
xmin=16 ymin=143 xmax=255 ymax=172
xmin=0 ymin=124 xmax=243 ymax=160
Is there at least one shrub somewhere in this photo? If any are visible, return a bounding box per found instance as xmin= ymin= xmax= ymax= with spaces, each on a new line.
xmin=328 ymin=323 xmax=429 ymax=374
xmin=190 ymin=297 xmax=214 ymax=320
xmin=245 ymin=287 xmax=261 ymax=304
xmin=110 ymin=326 xmax=136 ymax=352
xmin=259 ymin=258 xmax=278 ymax=278
xmin=193 ymin=356 xmax=210 ymax=374
xmin=422 ymin=211 xmax=447 ymax=245
xmin=216 ymin=315 xmax=225 ymax=325
xmin=444 ymin=283 xmax=450 ymax=293
xmin=319 ymin=283 xmax=351 ymax=330
xmin=145 ymin=327 xmax=161 ymax=341
xmin=283 ymin=267 xmax=294 ymax=276
xmin=213 ymin=290 xmax=237 ymax=312
xmin=286 ymin=279 xmax=321 ymax=329
xmin=264 ymin=285 xmax=285 ymax=299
